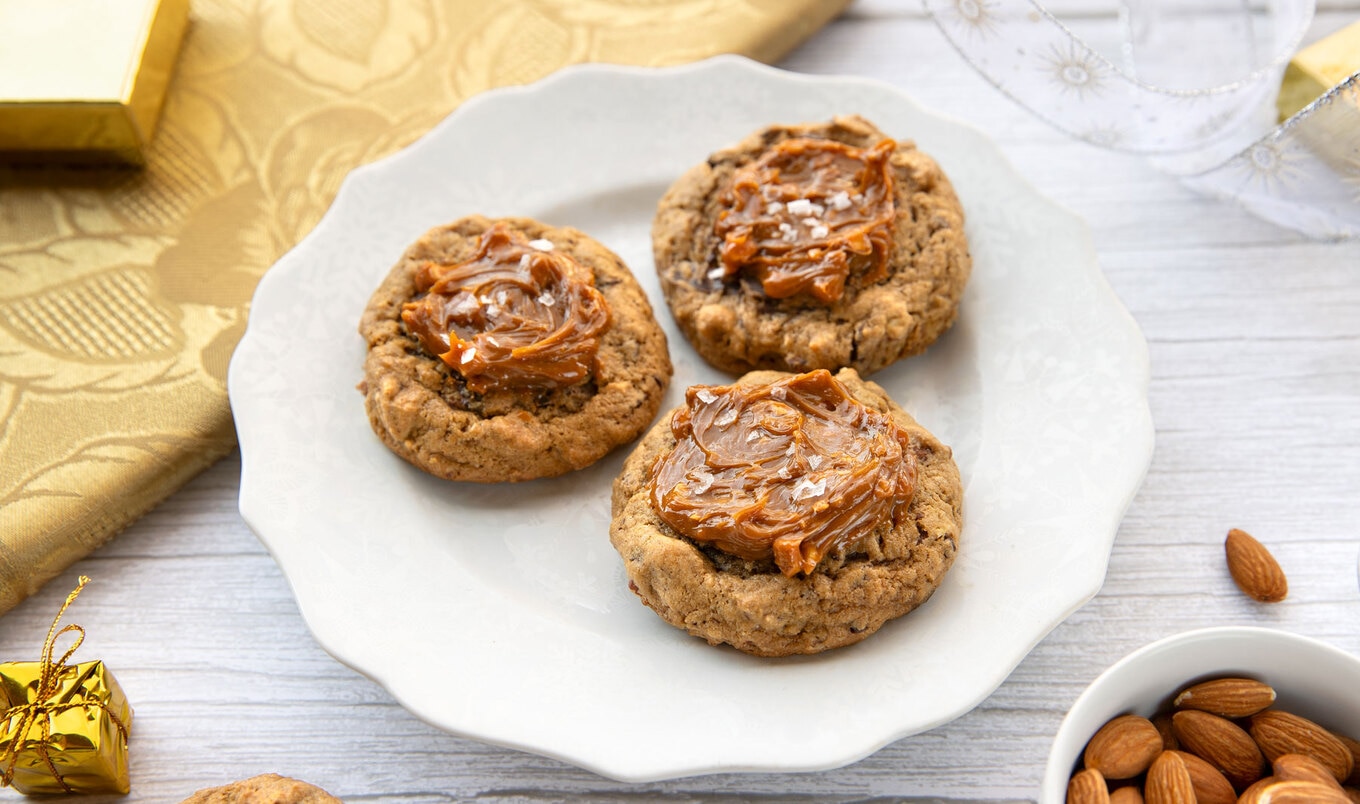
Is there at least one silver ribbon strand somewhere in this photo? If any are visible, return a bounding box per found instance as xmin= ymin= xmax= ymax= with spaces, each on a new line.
xmin=924 ymin=0 xmax=1360 ymax=238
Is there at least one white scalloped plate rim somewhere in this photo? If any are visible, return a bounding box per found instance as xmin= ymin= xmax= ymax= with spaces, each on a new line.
xmin=228 ymin=55 xmax=1154 ymax=782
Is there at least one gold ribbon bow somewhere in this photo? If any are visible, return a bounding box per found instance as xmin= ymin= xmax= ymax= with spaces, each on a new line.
xmin=1 ymin=576 xmax=130 ymax=793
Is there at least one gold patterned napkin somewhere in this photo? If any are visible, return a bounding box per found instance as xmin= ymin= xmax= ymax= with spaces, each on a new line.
xmin=0 ymin=0 xmax=851 ymax=616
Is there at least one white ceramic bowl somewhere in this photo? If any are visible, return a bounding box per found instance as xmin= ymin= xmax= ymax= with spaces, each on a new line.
xmin=1042 ymin=626 xmax=1360 ymax=802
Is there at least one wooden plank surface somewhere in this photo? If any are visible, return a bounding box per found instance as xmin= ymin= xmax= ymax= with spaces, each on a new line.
xmin=4 ymin=2 xmax=1359 ymax=801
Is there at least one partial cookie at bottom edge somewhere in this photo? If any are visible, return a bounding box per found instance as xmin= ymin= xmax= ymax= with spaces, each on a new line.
xmin=179 ymin=773 xmax=341 ymax=804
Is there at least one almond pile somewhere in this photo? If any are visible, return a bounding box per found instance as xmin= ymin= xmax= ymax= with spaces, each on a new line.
xmin=1068 ymin=677 xmax=1360 ymax=803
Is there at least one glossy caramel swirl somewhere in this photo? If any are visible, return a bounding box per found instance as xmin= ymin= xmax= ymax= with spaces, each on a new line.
xmin=714 ymin=137 xmax=897 ymax=303
xmin=650 ymin=370 xmax=917 ymax=576
xmin=401 ymin=223 xmax=611 ymax=393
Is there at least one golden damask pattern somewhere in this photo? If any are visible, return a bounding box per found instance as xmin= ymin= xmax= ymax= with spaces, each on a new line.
xmin=0 ymin=0 xmax=850 ymax=615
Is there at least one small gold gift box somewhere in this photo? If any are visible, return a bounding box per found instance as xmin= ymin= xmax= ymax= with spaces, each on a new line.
xmin=1 ymin=578 xmax=133 ymax=795
xmin=1277 ymin=20 xmax=1360 ymax=120
xmin=0 ymin=0 xmax=189 ymax=164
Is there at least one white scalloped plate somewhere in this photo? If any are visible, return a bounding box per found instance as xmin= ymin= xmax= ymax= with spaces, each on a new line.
xmin=228 ymin=55 xmax=1153 ymax=782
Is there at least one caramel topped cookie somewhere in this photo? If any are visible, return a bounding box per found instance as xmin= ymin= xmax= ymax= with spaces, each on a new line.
xmin=714 ymin=137 xmax=896 ymax=302
xmin=400 ymin=221 xmax=610 ymax=393
xmin=611 ymin=368 xmax=962 ymax=657
xmin=359 ymin=215 xmax=671 ymax=483
xmin=650 ymin=370 xmax=916 ymax=577
xmin=653 ymin=115 xmax=971 ymax=375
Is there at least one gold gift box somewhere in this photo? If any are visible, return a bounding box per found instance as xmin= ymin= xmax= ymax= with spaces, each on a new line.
xmin=0 ymin=0 xmax=189 ymax=165
xmin=1277 ymin=20 xmax=1360 ymax=120
xmin=0 ymin=659 xmax=133 ymax=795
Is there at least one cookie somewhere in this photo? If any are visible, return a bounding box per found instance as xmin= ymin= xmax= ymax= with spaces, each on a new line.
xmin=610 ymin=368 xmax=962 ymax=657
xmin=359 ymin=215 xmax=672 ymax=482
xmin=179 ymin=773 xmax=341 ymax=803
xmin=653 ymin=115 xmax=971 ymax=375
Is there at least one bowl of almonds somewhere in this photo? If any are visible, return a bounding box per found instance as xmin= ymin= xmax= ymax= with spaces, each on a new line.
xmin=1043 ymin=626 xmax=1360 ymax=803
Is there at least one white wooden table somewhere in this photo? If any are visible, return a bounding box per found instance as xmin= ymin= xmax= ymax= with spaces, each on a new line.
xmin=4 ymin=2 xmax=1359 ymax=800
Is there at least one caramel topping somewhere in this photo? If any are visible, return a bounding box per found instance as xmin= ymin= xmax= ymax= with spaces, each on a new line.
xmin=714 ymin=137 xmax=897 ymax=303
xmin=649 ymin=370 xmax=917 ymax=577
xmin=401 ymin=223 xmax=610 ymax=393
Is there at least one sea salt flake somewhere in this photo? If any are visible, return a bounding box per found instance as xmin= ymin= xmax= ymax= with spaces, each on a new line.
xmin=791 ymin=476 xmax=826 ymax=501
xmin=528 ymin=239 xmax=554 ymax=251
xmin=518 ymin=254 xmax=532 ymax=269
xmin=689 ymin=467 xmax=714 ymax=495
xmin=439 ymin=333 xmax=451 ymax=346
xmin=787 ymin=198 xmax=815 ymax=217
xmin=770 ymin=386 xmax=787 ymax=401
xmin=715 ymin=408 xmax=737 ymax=427
xmin=695 ymin=389 xmax=717 ymax=404
xmin=810 ymin=224 xmax=830 ymax=239
xmin=706 ymin=268 xmax=725 ymax=281
xmin=807 ymin=454 xmax=823 ymax=469
xmin=460 ymin=347 xmax=477 ymax=364
xmin=537 ymin=291 xmax=555 ymax=306
xmin=829 ymin=191 xmax=852 ymax=211
xmin=801 ymin=217 xmax=820 ymax=229
xmin=450 ymin=295 xmax=480 ymax=317
xmin=745 ymin=430 xmax=761 ymax=442
xmin=765 ymin=201 xmax=784 ymax=215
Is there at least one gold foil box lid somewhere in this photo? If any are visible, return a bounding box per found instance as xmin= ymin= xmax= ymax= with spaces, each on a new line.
xmin=0 ymin=0 xmax=188 ymax=164
xmin=1277 ymin=20 xmax=1360 ymax=121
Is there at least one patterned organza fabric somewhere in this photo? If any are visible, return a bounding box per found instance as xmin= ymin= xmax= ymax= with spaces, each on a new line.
xmin=925 ymin=0 xmax=1360 ymax=238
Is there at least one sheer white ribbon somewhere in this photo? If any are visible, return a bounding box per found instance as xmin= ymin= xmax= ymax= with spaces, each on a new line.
xmin=924 ymin=0 xmax=1360 ymax=238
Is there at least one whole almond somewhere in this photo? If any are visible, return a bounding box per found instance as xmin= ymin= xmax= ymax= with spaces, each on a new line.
xmin=1171 ymin=709 xmax=1266 ymax=789
xmin=1238 ymin=776 xmax=1279 ymax=804
xmin=1109 ymin=787 xmax=1144 ymax=804
xmin=1251 ymin=710 xmax=1355 ymax=782
xmin=1173 ymin=677 xmax=1276 ymax=718
xmin=1334 ymin=732 xmax=1360 ymax=786
xmin=1144 ymin=751 xmax=1195 ymax=804
xmin=1273 ymin=753 xmax=1345 ymax=790
xmin=1251 ymin=779 xmax=1350 ymax=803
xmin=1086 ymin=715 xmax=1164 ymax=779
xmin=1068 ymin=767 xmax=1111 ymax=804
xmin=1170 ymin=750 xmax=1236 ymax=804
xmin=1224 ymin=528 xmax=1288 ymax=602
